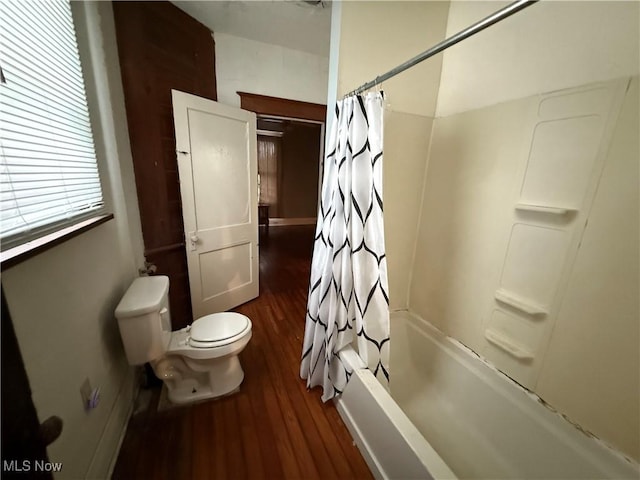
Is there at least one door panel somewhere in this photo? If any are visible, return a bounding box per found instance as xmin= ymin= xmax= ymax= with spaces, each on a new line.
xmin=200 ymin=242 xmax=253 ymax=298
xmin=173 ymin=91 xmax=258 ymax=318
xmin=190 ymin=112 xmax=251 ymax=229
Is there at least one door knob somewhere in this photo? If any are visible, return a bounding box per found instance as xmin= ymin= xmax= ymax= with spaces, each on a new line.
xmin=188 ymin=232 xmax=199 ymax=251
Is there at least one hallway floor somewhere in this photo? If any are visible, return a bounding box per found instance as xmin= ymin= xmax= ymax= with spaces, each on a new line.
xmin=112 ymin=225 xmax=373 ymax=479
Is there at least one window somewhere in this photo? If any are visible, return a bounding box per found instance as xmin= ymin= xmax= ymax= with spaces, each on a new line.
xmin=0 ymin=0 xmax=104 ymax=251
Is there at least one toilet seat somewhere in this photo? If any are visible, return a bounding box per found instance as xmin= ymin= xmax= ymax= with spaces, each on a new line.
xmin=189 ymin=312 xmax=251 ymax=349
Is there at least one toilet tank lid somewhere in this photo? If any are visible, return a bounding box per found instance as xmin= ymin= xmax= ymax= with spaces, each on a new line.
xmin=115 ymin=275 xmax=169 ymax=319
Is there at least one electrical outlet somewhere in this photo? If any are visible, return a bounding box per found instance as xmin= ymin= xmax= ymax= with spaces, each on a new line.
xmin=88 ymin=387 xmax=100 ymax=409
xmin=80 ymin=377 xmax=96 ymax=411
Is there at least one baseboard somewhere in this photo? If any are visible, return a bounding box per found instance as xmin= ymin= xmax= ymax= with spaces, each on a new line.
xmin=268 ymin=217 xmax=316 ymax=226
xmin=85 ymin=366 xmax=138 ymax=479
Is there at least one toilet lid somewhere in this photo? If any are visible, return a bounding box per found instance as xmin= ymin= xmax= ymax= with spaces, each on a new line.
xmin=190 ymin=312 xmax=250 ymax=346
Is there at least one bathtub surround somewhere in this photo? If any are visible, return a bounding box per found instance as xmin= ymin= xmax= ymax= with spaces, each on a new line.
xmin=413 ymin=78 xmax=632 ymax=387
xmin=330 ymin=0 xmax=639 ymax=472
xmin=301 ymin=93 xmax=390 ymax=401
xmin=535 ymin=76 xmax=639 ymax=459
xmin=412 ymin=7 xmax=639 ymax=460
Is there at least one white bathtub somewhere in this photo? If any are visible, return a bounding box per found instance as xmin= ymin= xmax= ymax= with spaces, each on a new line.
xmin=335 ymin=311 xmax=639 ymax=480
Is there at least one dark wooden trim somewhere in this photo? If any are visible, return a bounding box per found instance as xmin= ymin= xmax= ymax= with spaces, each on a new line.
xmin=1 ymin=214 xmax=114 ymax=271
xmin=238 ymin=92 xmax=327 ymax=123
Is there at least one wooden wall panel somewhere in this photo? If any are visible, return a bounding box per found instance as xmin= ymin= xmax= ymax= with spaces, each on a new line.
xmin=238 ymin=92 xmax=326 ymax=122
xmin=280 ymin=123 xmax=321 ymax=218
xmin=113 ymin=1 xmax=217 ymax=328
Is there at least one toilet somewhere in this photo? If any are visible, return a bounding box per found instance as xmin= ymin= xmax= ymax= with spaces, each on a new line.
xmin=115 ymin=275 xmax=252 ymax=404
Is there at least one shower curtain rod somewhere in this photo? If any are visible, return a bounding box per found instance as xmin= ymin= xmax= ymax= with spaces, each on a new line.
xmin=345 ymin=0 xmax=539 ymax=97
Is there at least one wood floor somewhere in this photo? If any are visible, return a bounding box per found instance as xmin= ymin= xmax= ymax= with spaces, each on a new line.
xmin=112 ymin=226 xmax=373 ymax=480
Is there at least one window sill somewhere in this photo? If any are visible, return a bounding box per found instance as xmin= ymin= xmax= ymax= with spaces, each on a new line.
xmin=1 ymin=213 xmax=114 ymax=271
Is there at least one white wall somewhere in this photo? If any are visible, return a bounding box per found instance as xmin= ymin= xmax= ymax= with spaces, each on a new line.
xmin=2 ymin=3 xmax=144 ymax=478
xmin=334 ymin=1 xmax=449 ymax=310
xmin=214 ymin=32 xmax=329 ymax=108
xmin=337 ymin=1 xmax=449 ymax=117
xmin=409 ymin=0 xmax=639 ymax=462
xmin=325 ymin=0 xmax=342 ymax=133
xmin=436 ymin=1 xmax=640 ymax=117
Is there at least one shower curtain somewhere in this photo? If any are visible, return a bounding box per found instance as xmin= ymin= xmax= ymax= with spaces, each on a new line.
xmin=300 ymin=92 xmax=390 ymax=402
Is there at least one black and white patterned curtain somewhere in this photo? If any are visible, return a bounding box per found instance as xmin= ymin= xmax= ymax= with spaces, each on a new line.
xmin=300 ymin=92 xmax=390 ymax=402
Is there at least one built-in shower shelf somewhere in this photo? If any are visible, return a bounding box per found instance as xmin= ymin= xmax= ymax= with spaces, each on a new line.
xmin=494 ymin=289 xmax=548 ymax=316
xmin=515 ymin=203 xmax=576 ymax=216
xmin=484 ymin=329 xmax=534 ymax=361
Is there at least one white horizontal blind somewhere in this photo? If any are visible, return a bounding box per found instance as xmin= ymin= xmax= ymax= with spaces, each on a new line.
xmin=0 ymin=0 xmax=104 ymax=249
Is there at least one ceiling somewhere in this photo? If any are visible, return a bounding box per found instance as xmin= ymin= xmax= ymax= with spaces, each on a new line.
xmin=171 ymin=1 xmax=332 ymax=57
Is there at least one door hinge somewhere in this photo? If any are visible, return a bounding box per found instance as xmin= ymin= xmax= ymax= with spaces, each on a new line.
xmin=176 ymin=150 xmax=189 ymax=156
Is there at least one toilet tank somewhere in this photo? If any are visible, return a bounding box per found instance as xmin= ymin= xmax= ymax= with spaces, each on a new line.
xmin=115 ymin=275 xmax=172 ymax=365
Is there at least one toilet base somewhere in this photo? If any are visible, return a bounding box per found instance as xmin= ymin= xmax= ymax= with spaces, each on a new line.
xmin=158 ymin=384 xmax=240 ymax=411
xmin=151 ymin=354 xmax=245 ymax=405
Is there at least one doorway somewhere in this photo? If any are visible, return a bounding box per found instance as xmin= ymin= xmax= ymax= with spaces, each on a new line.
xmin=237 ymin=92 xmax=326 ymax=244
xmin=257 ymin=116 xmax=324 ymax=234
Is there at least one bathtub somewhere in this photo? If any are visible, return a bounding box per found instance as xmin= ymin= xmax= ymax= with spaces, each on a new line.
xmin=334 ymin=311 xmax=639 ymax=480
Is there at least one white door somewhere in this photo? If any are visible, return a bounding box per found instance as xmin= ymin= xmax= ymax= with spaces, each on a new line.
xmin=172 ymin=90 xmax=258 ymax=318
